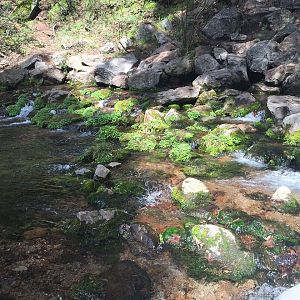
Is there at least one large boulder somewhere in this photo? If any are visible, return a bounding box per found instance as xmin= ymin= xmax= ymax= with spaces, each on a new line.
xmin=265 ymin=64 xmax=299 ymax=86
xmin=267 ymin=95 xmax=300 ymax=121
xmin=279 ymin=0 xmax=300 ymax=9
xmin=164 ymin=56 xmax=193 ymax=76
xmin=0 ymin=68 xmax=28 ymax=87
xmin=94 ymin=54 xmax=138 ymax=85
xmin=246 ymin=40 xmax=278 ymax=73
xmin=282 ymin=70 xmax=300 ymax=96
xmin=77 ymin=210 xmax=116 ymax=224
xmin=282 ymin=112 xmax=300 ymax=133
xmin=203 ymin=7 xmax=242 ymax=40
xmin=276 ymin=284 xmax=300 ymax=300
xmin=181 ymin=178 xmax=209 ymax=195
xmin=194 ymin=54 xmax=220 ymax=75
xmin=240 ymin=0 xmax=276 ymax=15
xmin=191 ymin=224 xmax=256 ymax=281
xmin=151 ymin=86 xmax=200 ymax=105
xmin=127 ymin=69 xmax=161 ymax=90
xmin=192 ymin=68 xmax=249 ymax=90
xmin=265 ymin=9 xmax=294 ymax=31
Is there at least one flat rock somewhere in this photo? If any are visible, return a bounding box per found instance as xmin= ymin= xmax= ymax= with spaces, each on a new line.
xmin=182 ymin=178 xmax=209 ymax=195
xmin=283 ymin=112 xmax=300 ymax=133
xmin=127 ymin=69 xmax=161 ymax=90
xmin=272 ymin=186 xmax=292 ymax=202
xmin=195 ymin=54 xmax=220 ymax=75
xmin=151 ymin=86 xmax=200 ymax=105
xmin=76 ymin=209 xmax=115 ymax=224
xmin=94 ymin=164 xmax=110 ymax=180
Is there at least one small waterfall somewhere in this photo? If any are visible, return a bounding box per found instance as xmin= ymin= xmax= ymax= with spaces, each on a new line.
xmin=233 ymin=151 xmax=267 ymax=169
xmin=16 ymin=100 xmax=34 ymax=118
xmin=0 ymin=101 xmax=34 ymax=127
xmin=236 ymin=110 xmax=265 ymax=122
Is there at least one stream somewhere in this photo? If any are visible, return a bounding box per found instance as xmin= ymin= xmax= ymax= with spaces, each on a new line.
xmin=0 ymin=98 xmax=299 ymax=300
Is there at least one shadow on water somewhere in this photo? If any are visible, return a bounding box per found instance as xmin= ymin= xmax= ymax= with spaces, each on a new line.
xmin=0 ymin=124 xmax=91 ymax=233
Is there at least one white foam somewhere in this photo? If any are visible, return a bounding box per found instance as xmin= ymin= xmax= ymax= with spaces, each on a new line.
xmin=236 ymin=110 xmax=265 ymax=122
xmin=16 ymin=100 xmax=34 ymax=118
xmin=233 ymin=151 xmax=267 ymax=169
xmin=0 ymin=120 xmax=32 ymax=127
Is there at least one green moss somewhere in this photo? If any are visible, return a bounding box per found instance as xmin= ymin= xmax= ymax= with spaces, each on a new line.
xmin=113 ymin=180 xmax=144 ymax=196
xmin=168 ymin=104 xmax=181 ymax=110
xmin=96 ymin=126 xmax=122 ymax=141
xmin=125 ymin=132 xmax=157 ymax=152
xmin=31 ymin=106 xmax=54 ymax=127
xmin=171 ymin=187 xmax=213 ymax=211
xmin=69 ymin=274 xmax=106 ymax=300
xmin=183 ymin=158 xmax=244 ymax=179
xmin=81 ymin=179 xmax=97 ymax=195
xmin=81 ymin=142 xmax=114 ymax=164
xmin=90 ymin=89 xmax=112 ymax=100
xmin=231 ymin=102 xmax=261 ymax=118
xmin=169 ymin=143 xmax=192 ymax=163
xmin=202 ymin=128 xmax=249 ymax=156
xmin=281 ymin=197 xmax=300 ymax=215
xmin=187 ymin=110 xmax=201 ymax=121
xmin=284 ymin=131 xmax=300 ymax=146
xmin=114 ymin=98 xmax=138 ymax=114
xmin=47 ymin=114 xmax=83 ymax=129
xmin=197 ymin=90 xmax=217 ymax=105
xmin=87 ymin=192 xmax=108 ymax=209
xmin=6 ymin=94 xmax=28 ymax=117
xmin=86 ymin=112 xmax=127 ymax=127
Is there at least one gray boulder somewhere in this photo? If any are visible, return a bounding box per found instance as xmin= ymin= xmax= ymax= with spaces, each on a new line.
xmin=213 ymin=48 xmax=228 ymax=61
xmin=235 ymin=92 xmax=256 ymax=105
xmin=267 ymin=95 xmax=300 ymax=121
xmin=280 ymin=0 xmax=300 ymax=9
xmin=231 ymin=39 xmax=259 ymax=57
xmin=203 ymin=7 xmax=242 ymax=39
xmin=265 ymin=9 xmax=294 ymax=31
xmin=241 ymin=0 xmax=276 ymax=15
xmin=195 ymin=54 xmax=220 ymax=75
xmin=265 ymin=64 xmax=299 ymax=86
xmin=282 ymin=70 xmax=300 ymax=96
xmin=250 ymin=82 xmax=281 ymax=94
xmin=94 ymin=164 xmax=110 ymax=180
xmin=77 ymin=209 xmax=116 ymax=224
xmin=164 ymin=56 xmax=193 ymax=76
xmin=283 ymin=112 xmax=300 ymax=133
xmin=151 ymin=86 xmax=200 ymax=105
xmin=136 ymin=23 xmax=156 ymax=43
xmin=192 ymin=68 xmax=249 ymax=90
xmin=246 ymin=40 xmax=278 ymax=73
xmin=67 ymin=68 xmax=94 ymax=84
xmin=0 ymin=68 xmax=27 ymax=87
xmin=127 ymin=69 xmax=161 ymax=90
xmin=94 ymin=53 xmax=138 ymax=85
xmin=99 ymin=42 xmax=118 ymax=54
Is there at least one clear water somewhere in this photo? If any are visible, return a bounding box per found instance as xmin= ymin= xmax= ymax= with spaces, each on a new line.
xmin=0 ymin=124 xmax=91 ymax=233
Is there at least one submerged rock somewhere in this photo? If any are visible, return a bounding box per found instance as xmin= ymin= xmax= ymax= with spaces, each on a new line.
xmin=94 ymin=164 xmax=110 ymax=180
xmin=76 ymin=210 xmax=115 ymax=224
xmin=70 ymin=261 xmax=152 ymax=300
xmin=191 ymin=224 xmax=256 ymax=281
xmin=181 ymin=178 xmax=209 ymax=195
xmin=272 ymin=186 xmax=292 ymax=202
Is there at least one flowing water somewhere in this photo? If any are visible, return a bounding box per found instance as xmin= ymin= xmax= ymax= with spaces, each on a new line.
xmin=0 ymin=121 xmax=91 ymax=236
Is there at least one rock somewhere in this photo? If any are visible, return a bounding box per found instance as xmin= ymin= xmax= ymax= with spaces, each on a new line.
xmin=164 ymin=108 xmax=181 ymax=121
xmin=230 ymin=33 xmax=247 ymax=41
xmin=182 ymin=178 xmax=209 ymax=195
xmin=213 ymin=47 xmax=228 ymax=61
xmin=66 ymin=54 xmax=103 ymax=71
xmin=267 ymin=95 xmax=300 ymax=122
xmin=76 ymin=209 xmax=115 ymax=224
xmin=218 ymin=123 xmax=244 ymax=135
xmin=192 ymin=68 xmax=249 ymax=90
xmin=151 ymin=86 xmax=200 ymax=105
xmin=120 ymin=223 xmax=158 ymax=251
xmin=94 ymin=164 xmax=110 ymax=180
xmin=164 ymin=56 xmax=193 ymax=76
xmin=111 ymin=74 xmax=128 ymax=88
xmin=282 ymin=112 xmax=300 ymax=133
xmin=23 ymin=227 xmax=48 ymax=240
xmin=42 ymin=88 xmax=70 ymax=102
xmin=118 ymin=36 xmax=133 ymax=50
xmin=250 ymin=82 xmax=280 ymax=94
xmin=67 ymin=69 xmax=95 ymax=84
xmin=144 ymin=109 xmax=164 ymax=123
xmin=107 ymin=162 xmax=121 ymax=168
xmin=194 ymin=54 xmax=220 ymax=75
xmin=127 ymin=69 xmax=161 ymax=90
xmin=241 ymin=0 xmax=276 ymax=15
xmin=280 ymin=0 xmax=300 ymax=9
xmin=12 ymin=266 xmax=28 ymax=272
xmin=191 ymin=224 xmax=256 ymax=280
xmin=136 ymin=23 xmax=156 ymax=43
xmin=275 ymin=284 xmax=300 ymax=300
xmin=0 ymin=68 xmax=28 ymax=87
xmin=235 ymin=92 xmax=256 ymax=105
xmin=273 ymin=23 xmax=298 ymax=43
xmin=51 ymin=52 xmax=67 ymax=68
xmin=265 ymin=9 xmax=294 ymax=31
xmin=155 ymin=31 xmax=171 ymax=45
xmin=203 ymin=7 xmax=242 ymax=40
xmin=138 ymin=50 xmax=178 ymax=71
xmin=265 ymin=64 xmax=299 ymax=86
xmin=272 ymin=186 xmax=292 ymax=202
xmin=94 ymin=53 xmax=138 ymax=85
xmin=282 ymin=70 xmax=300 ymax=96
xmin=152 ymin=42 xmax=178 ymax=55
xmin=231 ymin=39 xmax=258 ymax=57
xmin=246 ymin=40 xmax=278 ymax=73
xmin=161 ymin=18 xmax=173 ymax=32
xmin=75 ymin=168 xmax=91 ymax=176
xmin=99 ymin=42 xmax=118 ymax=54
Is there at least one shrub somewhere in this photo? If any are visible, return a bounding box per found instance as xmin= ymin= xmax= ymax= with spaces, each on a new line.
xmin=6 ymin=94 xmax=28 ymax=117
xmin=114 ymin=98 xmax=138 ymax=114
xmin=96 ymin=125 xmax=122 ymax=141
xmin=284 ymin=131 xmax=300 ymax=146
xmin=169 ymin=143 xmax=192 ymax=162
